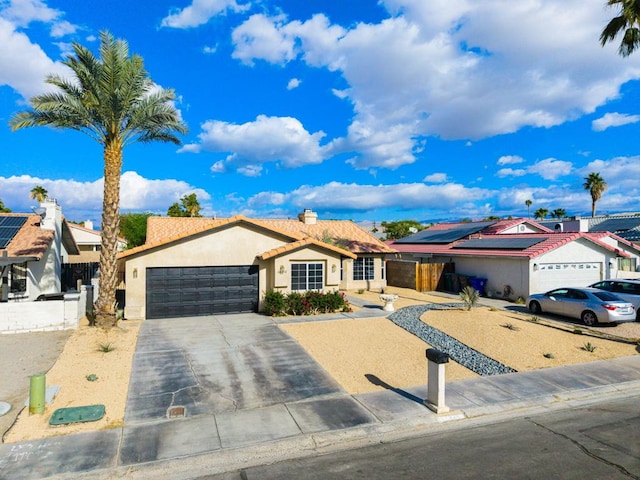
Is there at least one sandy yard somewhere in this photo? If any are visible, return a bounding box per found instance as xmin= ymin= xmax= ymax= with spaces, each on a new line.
xmin=3 ymin=286 xmax=638 ymax=443
xmin=283 ymin=288 xmax=639 ymax=394
xmin=3 ymin=319 xmax=140 ymax=443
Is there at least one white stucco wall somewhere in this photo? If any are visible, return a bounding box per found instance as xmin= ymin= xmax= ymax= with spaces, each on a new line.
xmin=0 ymin=290 xmax=88 ymax=333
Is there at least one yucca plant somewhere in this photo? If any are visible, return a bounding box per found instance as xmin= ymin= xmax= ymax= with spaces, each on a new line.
xmin=459 ymin=286 xmax=480 ymax=311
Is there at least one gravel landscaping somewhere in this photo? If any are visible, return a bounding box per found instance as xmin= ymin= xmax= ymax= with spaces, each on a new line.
xmin=388 ymin=304 xmax=517 ymax=376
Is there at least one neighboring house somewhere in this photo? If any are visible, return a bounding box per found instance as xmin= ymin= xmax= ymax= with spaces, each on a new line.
xmin=540 ymin=213 xmax=640 ymax=244
xmin=391 ymin=218 xmax=640 ymax=300
xmin=0 ymin=199 xmax=79 ymax=302
xmin=117 ymin=209 xmax=395 ymax=320
xmin=67 ymin=221 xmax=126 ymax=263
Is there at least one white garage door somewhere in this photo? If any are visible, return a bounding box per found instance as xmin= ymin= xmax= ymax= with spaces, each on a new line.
xmin=537 ymin=262 xmax=601 ymax=292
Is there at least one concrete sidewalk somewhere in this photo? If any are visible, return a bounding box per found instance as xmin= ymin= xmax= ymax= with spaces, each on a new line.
xmin=1 ymin=303 xmax=639 ymax=480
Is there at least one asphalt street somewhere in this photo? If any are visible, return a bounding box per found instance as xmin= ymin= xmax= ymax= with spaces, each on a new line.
xmin=202 ymin=394 xmax=640 ymax=480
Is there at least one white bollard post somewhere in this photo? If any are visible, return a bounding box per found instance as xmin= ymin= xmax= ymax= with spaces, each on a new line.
xmin=424 ymin=348 xmax=450 ymax=414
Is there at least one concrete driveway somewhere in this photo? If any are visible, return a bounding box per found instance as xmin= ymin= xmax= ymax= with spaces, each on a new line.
xmin=125 ymin=313 xmax=358 ymax=424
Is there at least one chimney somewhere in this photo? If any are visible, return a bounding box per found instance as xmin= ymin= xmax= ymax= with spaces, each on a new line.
xmin=84 ymin=220 xmax=94 ymax=230
xmin=298 ymin=209 xmax=318 ymax=225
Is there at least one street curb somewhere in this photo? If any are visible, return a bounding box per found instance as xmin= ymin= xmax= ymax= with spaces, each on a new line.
xmin=45 ymin=381 xmax=640 ymax=480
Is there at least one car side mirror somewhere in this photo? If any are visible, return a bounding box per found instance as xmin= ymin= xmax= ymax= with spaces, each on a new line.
xmin=549 ymin=296 xmax=556 ymax=301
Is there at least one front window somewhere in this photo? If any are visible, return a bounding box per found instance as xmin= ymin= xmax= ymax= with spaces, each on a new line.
xmin=10 ymin=262 xmax=27 ymax=293
xmin=353 ymin=257 xmax=374 ymax=281
xmin=291 ymin=263 xmax=323 ymax=291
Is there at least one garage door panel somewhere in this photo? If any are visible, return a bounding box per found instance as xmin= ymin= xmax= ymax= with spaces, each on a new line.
xmin=146 ymin=266 xmax=258 ymax=319
xmin=537 ymin=262 xmax=601 ymax=293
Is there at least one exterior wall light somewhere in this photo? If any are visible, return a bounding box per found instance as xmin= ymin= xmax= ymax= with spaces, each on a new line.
xmin=279 ymin=265 xmax=287 ymax=275
xmin=133 ymin=268 xmax=138 ymax=279
xmin=533 ymin=263 xmax=538 ymax=271
xmin=331 ymin=264 xmax=337 ymax=273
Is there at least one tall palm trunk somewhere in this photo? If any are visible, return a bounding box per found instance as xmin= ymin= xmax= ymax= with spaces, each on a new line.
xmin=96 ymin=140 xmax=123 ymax=323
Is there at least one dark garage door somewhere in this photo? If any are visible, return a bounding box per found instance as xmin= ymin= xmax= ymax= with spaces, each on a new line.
xmin=146 ymin=265 xmax=259 ymax=319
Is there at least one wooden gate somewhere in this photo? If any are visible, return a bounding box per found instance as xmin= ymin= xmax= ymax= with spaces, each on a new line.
xmin=386 ymin=261 xmax=454 ymax=292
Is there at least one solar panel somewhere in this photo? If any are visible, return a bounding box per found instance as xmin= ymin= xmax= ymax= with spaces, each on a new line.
xmin=395 ymin=221 xmax=496 ymax=244
xmin=592 ymin=217 xmax=640 ymax=232
xmin=0 ymin=216 xmax=28 ymax=248
xmin=453 ymin=237 xmax=547 ymax=250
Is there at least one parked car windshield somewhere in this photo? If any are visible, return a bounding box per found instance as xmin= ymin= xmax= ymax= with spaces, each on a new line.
xmin=593 ymin=291 xmax=624 ymax=302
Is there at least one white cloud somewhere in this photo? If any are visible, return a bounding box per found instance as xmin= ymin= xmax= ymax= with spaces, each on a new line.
xmin=181 ymin=115 xmax=327 ymax=175
xmin=229 ymin=2 xmax=640 ymax=170
xmin=527 ymin=158 xmax=573 ymax=181
xmin=423 ymin=172 xmax=447 ymax=183
xmin=247 ymin=181 xmax=491 ymax=213
xmin=592 ymin=112 xmax=640 ymax=131
xmin=0 ymin=172 xmax=211 ymax=221
xmin=0 ymin=18 xmax=67 ymax=99
xmin=232 ymin=14 xmax=297 ymax=65
xmin=287 ymin=77 xmax=301 ymax=90
xmin=497 ymin=155 xmax=524 ymax=166
xmin=496 ymin=168 xmax=526 ymax=178
xmin=50 ymin=19 xmax=76 ymax=38
xmin=0 ymin=0 xmax=60 ymax=26
xmin=161 ymin=0 xmax=249 ymax=29
xmin=203 ymin=45 xmax=217 ymax=54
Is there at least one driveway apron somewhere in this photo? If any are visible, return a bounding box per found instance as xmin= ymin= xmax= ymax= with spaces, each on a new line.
xmin=125 ymin=314 xmax=354 ymax=423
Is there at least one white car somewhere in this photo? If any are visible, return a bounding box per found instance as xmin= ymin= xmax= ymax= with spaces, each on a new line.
xmin=527 ymin=287 xmax=636 ymax=326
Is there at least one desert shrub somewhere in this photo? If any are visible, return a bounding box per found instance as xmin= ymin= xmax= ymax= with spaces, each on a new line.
xmin=286 ymin=291 xmax=306 ymax=315
xmin=459 ymin=286 xmax=480 ymax=310
xmin=501 ymin=322 xmax=520 ymax=331
xmin=543 ymin=353 xmax=555 ymax=359
xmin=582 ymin=342 xmax=597 ymax=353
xmin=98 ymin=342 xmax=115 ymax=353
xmin=264 ymin=290 xmax=350 ymax=316
xmin=263 ymin=290 xmax=287 ymax=316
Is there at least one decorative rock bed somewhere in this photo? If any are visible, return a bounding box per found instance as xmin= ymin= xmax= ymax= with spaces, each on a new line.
xmin=388 ymin=304 xmax=517 ymax=376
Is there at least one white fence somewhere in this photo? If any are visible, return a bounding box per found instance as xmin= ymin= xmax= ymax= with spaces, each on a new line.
xmin=0 ymin=285 xmax=93 ymax=334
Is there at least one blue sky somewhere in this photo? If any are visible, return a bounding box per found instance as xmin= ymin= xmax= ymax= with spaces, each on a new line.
xmin=1 ymin=0 xmax=640 ymax=224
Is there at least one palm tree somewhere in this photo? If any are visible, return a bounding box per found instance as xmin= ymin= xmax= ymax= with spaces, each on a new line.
xmin=534 ymin=208 xmax=549 ymax=220
xmin=10 ymin=31 xmax=187 ymax=326
xmin=551 ymin=208 xmax=566 ymax=219
xmin=583 ymin=172 xmax=607 ymax=217
xmin=600 ymin=0 xmax=640 ymax=57
xmin=30 ymin=185 xmax=48 ymax=203
xmin=525 ymin=199 xmax=532 ymax=218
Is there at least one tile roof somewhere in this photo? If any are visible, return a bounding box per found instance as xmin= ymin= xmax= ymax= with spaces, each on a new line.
xmin=391 ymin=232 xmax=631 ymax=259
xmin=256 ymin=218 xmax=396 ymax=254
xmin=0 ymin=214 xmax=54 ymax=260
xmin=258 ymin=238 xmax=357 ymax=260
xmin=130 ymin=215 xmax=395 ymax=260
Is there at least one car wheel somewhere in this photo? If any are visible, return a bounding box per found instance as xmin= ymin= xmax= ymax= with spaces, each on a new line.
xmin=529 ymin=300 xmax=541 ymax=314
xmin=581 ymin=311 xmax=598 ymax=326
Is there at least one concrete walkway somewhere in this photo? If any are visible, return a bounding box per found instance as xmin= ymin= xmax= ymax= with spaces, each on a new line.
xmin=1 ymin=301 xmax=639 ymax=480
